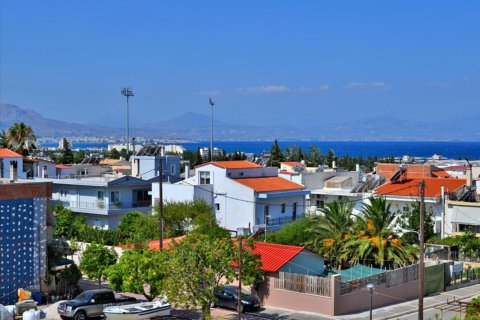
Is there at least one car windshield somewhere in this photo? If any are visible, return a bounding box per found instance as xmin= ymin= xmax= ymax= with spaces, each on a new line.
xmin=74 ymin=292 xmax=92 ymax=302
xmin=226 ymin=288 xmax=251 ymax=297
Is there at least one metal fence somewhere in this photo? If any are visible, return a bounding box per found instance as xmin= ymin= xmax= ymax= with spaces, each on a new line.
xmin=340 ymin=273 xmax=387 ymax=295
xmin=274 ymin=272 xmax=331 ymax=297
xmin=386 ymin=264 xmax=419 ymax=288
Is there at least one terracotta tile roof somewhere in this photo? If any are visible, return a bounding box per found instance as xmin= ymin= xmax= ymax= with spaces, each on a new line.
xmin=112 ymin=165 xmax=131 ymax=171
xmin=120 ymin=235 xmax=186 ymax=251
xmin=56 ymin=165 xmax=73 ymax=169
xmin=233 ymin=177 xmax=304 ymax=192
xmin=280 ymin=162 xmax=305 ymax=166
xmin=0 ymin=148 xmax=22 ymax=158
xmin=376 ymin=163 xmax=450 ymax=180
xmin=196 ymin=161 xmax=262 ymax=169
xmin=100 ymin=159 xmax=122 ymax=165
xmin=444 ymin=165 xmax=468 ymax=171
xmin=245 ymin=242 xmax=304 ymax=272
xmin=374 ymin=178 xmax=466 ymax=198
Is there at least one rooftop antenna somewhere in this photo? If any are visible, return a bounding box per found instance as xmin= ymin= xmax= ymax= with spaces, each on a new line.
xmin=209 ymin=98 xmax=215 ymax=162
xmin=121 ymin=87 xmax=134 ymax=160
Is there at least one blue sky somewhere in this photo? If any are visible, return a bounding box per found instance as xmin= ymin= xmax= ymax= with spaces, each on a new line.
xmin=0 ymin=1 xmax=478 ymax=128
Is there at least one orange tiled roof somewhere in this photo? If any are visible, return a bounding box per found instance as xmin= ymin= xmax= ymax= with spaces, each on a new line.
xmin=245 ymin=242 xmax=304 ymax=272
xmin=0 ymin=148 xmax=22 ymax=158
xmin=376 ymin=163 xmax=450 ymax=180
xmin=280 ymin=161 xmax=305 ymax=166
xmin=374 ymin=178 xmax=466 ymax=198
xmin=233 ymin=176 xmax=304 ymax=192
xmin=120 ymin=235 xmax=186 ymax=251
xmin=196 ymin=161 xmax=262 ymax=169
xmin=100 ymin=159 xmax=122 ymax=165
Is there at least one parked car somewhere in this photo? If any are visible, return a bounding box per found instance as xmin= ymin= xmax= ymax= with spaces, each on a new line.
xmin=57 ymin=289 xmax=137 ymax=320
xmin=212 ymin=285 xmax=260 ymax=312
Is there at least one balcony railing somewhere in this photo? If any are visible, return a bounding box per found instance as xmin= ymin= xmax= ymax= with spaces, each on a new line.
xmin=54 ymin=200 xmax=151 ymax=211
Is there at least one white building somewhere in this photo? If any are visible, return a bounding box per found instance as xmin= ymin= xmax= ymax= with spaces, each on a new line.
xmin=374 ymin=176 xmax=466 ymax=236
xmin=0 ymin=148 xmax=26 ymax=180
xmin=162 ymin=161 xmax=309 ymax=232
xmin=40 ymin=175 xmax=152 ymax=229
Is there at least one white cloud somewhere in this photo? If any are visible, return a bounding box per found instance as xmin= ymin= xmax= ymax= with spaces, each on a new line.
xmin=236 ymin=84 xmax=330 ymax=94
xmin=197 ymin=90 xmax=221 ymax=96
xmin=346 ymin=81 xmax=390 ymax=90
xmin=236 ymin=85 xmax=291 ymax=94
xmin=427 ymin=82 xmax=452 ymax=88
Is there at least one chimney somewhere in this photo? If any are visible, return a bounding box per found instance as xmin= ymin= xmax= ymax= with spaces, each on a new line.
xmin=42 ymin=166 xmax=47 ymax=178
xmin=160 ymin=146 xmax=165 ymax=157
xmin=332 ymin=160 xmax=336 ymax=170
xmin=466 ymin=166 xmax=473 ymax=187
xmin=10 ymin=160 xmax=18 ymax=182
xmin=356 ymin=164 xmax=360 ymax=172
xmin=185 ymin=164 xmax=190 ymax=179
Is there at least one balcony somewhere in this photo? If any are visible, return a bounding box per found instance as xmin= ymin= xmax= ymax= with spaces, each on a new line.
xmin=54 ymin=200 xmax=151 ymax=212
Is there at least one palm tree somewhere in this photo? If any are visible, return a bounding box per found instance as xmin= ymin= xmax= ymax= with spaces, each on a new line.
xmin=0 ymin=130 xmax=8 ymax=148
xmin=341 ymin=197 xmax=417 ymax=269
xmin=304 ymin=201 xmax=354 ymax=268
xmin=6 ymin=122 xmax=37 ymax=155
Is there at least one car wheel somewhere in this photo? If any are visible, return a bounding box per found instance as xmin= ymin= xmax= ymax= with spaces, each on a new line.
xmin=73 ymin=311 xmax=88 ymax=320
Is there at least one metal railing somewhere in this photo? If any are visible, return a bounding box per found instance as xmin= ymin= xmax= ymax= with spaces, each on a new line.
xmin=54 ymin=200 xmax=151 ymax=211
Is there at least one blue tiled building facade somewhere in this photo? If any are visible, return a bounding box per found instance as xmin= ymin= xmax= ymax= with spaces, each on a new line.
xmin=0 ymin=183 xmax=50 ymax=305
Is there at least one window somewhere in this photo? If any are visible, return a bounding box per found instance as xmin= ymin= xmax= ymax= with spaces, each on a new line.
xmin=215 ymin=203 xmax=220 ymax=211
xmin=264 ymin=205 xmax=269 ymax=224
xmin=199 ymin=171 xmax=211 ymax=184
xmin=171 ymin=164 xmax=175 ymax=175
xmin=111 ymin=191 xmax=120 ymax=203
xmin=293 ymin=202 xmax=297 ymax=216
xmin=97 ymin=191 xmax=104 ymax=200
xmin=281 ymin=203 xmax=286 ymax=213
xmin=239 ymin=172 xmax=244 ymax=176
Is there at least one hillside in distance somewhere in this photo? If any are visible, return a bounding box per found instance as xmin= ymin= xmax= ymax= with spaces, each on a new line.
xmin=1 ymin=103 xmax=478 ymax=141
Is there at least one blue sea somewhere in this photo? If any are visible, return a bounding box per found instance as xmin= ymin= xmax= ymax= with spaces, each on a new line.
xmin=41 ymin=141 xmax=480 ymax=160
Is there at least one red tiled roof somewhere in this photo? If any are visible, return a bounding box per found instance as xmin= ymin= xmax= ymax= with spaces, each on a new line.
xmin=233 ymin=177 xmax=304 ymax=192
xmin=120 ymin=235 xmax=186 ymax=251
xmin=245 ymin=242 xmax=304 ymax=272
xmin=444 ymin=165 xmax=468 ymax=171
xmin=432 ymin=170 xmax=451 ymax=178
xmin=0 ymin=148 xmax=22 ymax=158
xmin=374 ymin=178 xmax=466 ymax=198
xmin=56 ymin=165 xmax=73 ymax=169
xmin=376 ymin=163 xmax=451 ymax=180
xmin=196 ymin=161 xmax=262 ymax=169
xmin=112 ymin=165 xmax=131 ymax=171
xmin=280 ymin=162 xmax=305 ymax=166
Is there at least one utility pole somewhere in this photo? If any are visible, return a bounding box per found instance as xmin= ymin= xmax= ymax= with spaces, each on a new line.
xmin=237 ymin=239 xmax=242 ymax=320
xmin=418 ymin=179 xmax=425 ymax=320
xmin=159 ymin=154 xmax=164 ymax=250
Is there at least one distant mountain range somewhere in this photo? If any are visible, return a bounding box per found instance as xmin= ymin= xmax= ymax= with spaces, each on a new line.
xmin=1 ymin=103 xmax=479 ymax=141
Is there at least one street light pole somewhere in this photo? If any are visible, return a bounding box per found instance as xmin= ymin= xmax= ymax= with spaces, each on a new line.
xmin=237 ymin=238 xmax=243 ymax=319
xmin=159 ymin=153 xmax=164 ymax=251
xmin=366 ymin=283 xmax=375 ymax=320
xmin=209 ymin=98 xmax=215 ymax=162
xmin=121 ymin=87 xmax=134 ymax=159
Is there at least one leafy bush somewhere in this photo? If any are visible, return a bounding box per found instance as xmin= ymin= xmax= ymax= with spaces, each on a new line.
xmin=466 ymin=296 xmax=480 ymax=320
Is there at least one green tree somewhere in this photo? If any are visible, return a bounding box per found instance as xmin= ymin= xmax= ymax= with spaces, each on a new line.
xmin=325 ymin=149 xmax=336 ymax=168
xmin=107 ymin=249 xmax=168 ymax=301
xmin=53 ymin=203 xmax=77 ymax=238
xmin=268 ymin=139 xmax=285 ymax=167
xmin=163 ymin=230 xmax=262 ymax=319
xmin=73 ymin=150 xmax=86 ymax=163
xmin=159 ymin=200 xmax=213 ymax=238
xmin=58 ymin=138 xmax=74 ymax=164
xmin=267 ymin=218 xmax=311 ymax=246
xmin=466 ymin=296 xmax=480 ymax=320
xmin=304 ymin=202 xmax=354 ymax=268
xmin=399 ymin=201 xmax=435 ymax=245
xmin=342 ymin=197 xmax=418 ymax=268
xmin=307 ymin=146 xmax=322 ymax=167
xmin=80 ymin=243 xmax=117 ymax=288
xmin=0 ymin=130 xmax=8 ymax=148
xmin=59 ymin=264 xmax=82 ymax=298
xmin=109 ymin=148 xmax=121 ymax=159
xmin=6 ymin=122 xmax=36 ymax=155
xmin=118 ymin=211 xmax=144 ymax=239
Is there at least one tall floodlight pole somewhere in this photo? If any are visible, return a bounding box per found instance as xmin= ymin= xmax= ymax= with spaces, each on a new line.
xmin=209 ymin=98 xmax=215 ymax=162
xmin=121 ymin=87 xmax=134 ymax=159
